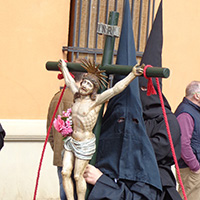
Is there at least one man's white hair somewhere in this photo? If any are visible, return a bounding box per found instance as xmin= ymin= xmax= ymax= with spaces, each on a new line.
xmin=185 ymin=81 xmax=200 ymax=97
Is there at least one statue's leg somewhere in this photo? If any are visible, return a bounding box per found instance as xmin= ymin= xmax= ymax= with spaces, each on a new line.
xmin=62 ymin=150 xmax=75 ymax=200
xmin=74 ymin=158 xmax=89 ymax=200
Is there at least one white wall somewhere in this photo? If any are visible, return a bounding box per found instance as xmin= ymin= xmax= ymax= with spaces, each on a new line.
xmin=0 ymin=120 xmax=60 ymax=200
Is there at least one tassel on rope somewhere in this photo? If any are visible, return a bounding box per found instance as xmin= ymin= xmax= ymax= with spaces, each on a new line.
xmin=143 ymin=65 xmax=157 ymax=96
xmin=57 ymin=72 xmax=64 ymax=80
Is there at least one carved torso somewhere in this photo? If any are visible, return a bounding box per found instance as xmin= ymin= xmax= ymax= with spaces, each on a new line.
xmin=71 ymin=96 xmax=101 ymax=141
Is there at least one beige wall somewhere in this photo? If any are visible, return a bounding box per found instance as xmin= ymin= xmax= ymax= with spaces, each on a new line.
xmin=2 ymin=0 xmax=199 ymax=119
xmin=163 ymin=0 xmax=200 ymax=111
xmin=1 ymin=0 xmax=200 ymax=199
xmin=0 ymin=0 xmax=70 ymax=120
xmin=0 ymin=0 xmax=70 ymax=199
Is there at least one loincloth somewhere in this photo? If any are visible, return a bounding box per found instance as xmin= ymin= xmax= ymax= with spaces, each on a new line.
xmin=63 ymin=136 xmax=96 ymax=160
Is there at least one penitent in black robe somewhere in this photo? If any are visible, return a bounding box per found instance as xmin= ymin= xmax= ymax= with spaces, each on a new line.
xmin=138 ymin=0 xmax=182 ymax=199
xmin=139 ymin=81 xmax=182 ymax=200
xmin=88 ymin=77 xmax=162 ymax=200
xmin=88 ymin=0 xmax=162 ymax=199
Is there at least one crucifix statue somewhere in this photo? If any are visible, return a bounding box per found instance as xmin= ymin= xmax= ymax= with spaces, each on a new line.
xmin=58 ymin=58 xmax=143 ymax=200
xmin=46 ymin=10 xmax=169 ymax=200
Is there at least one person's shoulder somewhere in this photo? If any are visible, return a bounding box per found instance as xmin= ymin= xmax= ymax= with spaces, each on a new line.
xmin=51 ymin=87 xmax=73 ymax=100
xmin=177 ymin=112 xmax=194 ymax=124
xmin=62 ymin=87 xmax=74 ymax=100
xmin=178 ymin=112 xmax=192 ymax=119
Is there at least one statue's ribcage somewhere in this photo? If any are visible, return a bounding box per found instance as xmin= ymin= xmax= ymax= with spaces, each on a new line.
xmin=81 ymin=112 xmax=98 ymax=131
xmin=72 ymin=104 xmax=101 ymax=132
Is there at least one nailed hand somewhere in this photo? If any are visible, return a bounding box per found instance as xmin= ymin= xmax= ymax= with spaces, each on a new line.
xmin=132 ymin=63 xmax=144 ymax=76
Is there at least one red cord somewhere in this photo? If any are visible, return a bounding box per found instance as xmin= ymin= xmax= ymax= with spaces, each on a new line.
xmin=33 ymin=84 xmax=66 ymax=200
xmin=155 ymin=78 xmax=187 ymax=200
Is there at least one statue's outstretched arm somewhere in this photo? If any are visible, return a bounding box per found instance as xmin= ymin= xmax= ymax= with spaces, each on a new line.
xmin=96 ymin=64 xmax=144 ymax=105
xmin=58 ymin=59 xmax=78 ymax=94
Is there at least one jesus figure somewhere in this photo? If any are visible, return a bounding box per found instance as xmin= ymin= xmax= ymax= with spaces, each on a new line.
xmin=58 ymin=58 xmax=143 ymax=200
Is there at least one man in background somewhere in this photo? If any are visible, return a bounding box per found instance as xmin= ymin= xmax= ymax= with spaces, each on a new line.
xmin=175 ymin=80 xmax=200 ymax=200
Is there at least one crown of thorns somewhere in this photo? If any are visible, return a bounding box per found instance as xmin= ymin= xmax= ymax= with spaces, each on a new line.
xmin=80 ymin=59 xmax=108 ymax=88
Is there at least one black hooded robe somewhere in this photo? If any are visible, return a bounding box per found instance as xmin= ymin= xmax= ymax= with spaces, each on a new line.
xmin=0 ymin=123 xmax=6 ymax=150
xmin=87 ymin=0 xmax=162 ymax=199
xmin=88 ymin=77 xmax=162 ymax=200
xmin=139 ymin=76 xmax=182 ymax=200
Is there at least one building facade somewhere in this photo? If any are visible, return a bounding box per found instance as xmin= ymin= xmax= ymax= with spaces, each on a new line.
xmin=0 ymin=0 xmax=199 ymax=199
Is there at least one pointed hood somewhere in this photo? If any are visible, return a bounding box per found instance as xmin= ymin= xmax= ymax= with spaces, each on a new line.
xmin=95 ymin=0 xmax=162 ymax=191
xmin=139 ymin=0 xmax=171 ymax=119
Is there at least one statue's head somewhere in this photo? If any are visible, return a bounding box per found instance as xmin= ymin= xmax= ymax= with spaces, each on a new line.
xmin=79 ymin=73 xmax=99 ymax=100
xmin=75 ymin=59 xmax=108 ymax=101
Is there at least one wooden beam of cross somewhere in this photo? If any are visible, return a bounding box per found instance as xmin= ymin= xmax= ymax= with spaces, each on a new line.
xmin=46 ymin=61 xmax=170 ymax=77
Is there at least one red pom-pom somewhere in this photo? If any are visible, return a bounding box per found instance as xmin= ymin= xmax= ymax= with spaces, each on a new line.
xmin=57 ymin=73 xmax=64 ymax=80
xmin=143 ymin=65 xmax=157 ymax=96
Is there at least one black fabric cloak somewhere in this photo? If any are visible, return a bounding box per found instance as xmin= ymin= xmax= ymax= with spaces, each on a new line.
xmin=88 ymin=0 xmax=162 ymax=199
xmin=138 ymin=1 xmax=182 ymax=199
xmin=0 ymin=123 xmax=6 ymax=150
xmin=88 ymin=174 xmax=160 ymax=200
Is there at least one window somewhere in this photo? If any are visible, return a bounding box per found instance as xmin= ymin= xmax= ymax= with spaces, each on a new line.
xmin=63 ymin=0 xmax=156 ymax=63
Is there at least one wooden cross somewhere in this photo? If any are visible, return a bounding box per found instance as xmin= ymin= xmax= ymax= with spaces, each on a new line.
xmin=46 ymin=11 xmax=169 ymax=199
xmin=46 ymin=10 xmax=169 ymax=162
